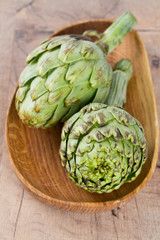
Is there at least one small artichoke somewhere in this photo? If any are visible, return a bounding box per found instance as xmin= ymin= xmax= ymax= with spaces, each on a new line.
xmin=60 ymin=103 xmax=148 ymax=193
xmin=15 ymin=12 xmax=137 ymax=128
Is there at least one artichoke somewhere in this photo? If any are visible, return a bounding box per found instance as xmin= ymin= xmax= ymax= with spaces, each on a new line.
xmin=15 ymin=12 xmax=137 ymax=128
xmin=59 ymin=103 xmax=148 ymax=193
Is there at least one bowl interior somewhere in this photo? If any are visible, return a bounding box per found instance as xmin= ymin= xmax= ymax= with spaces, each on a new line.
xmin=6 ymin=20 xmax=158 ymax=209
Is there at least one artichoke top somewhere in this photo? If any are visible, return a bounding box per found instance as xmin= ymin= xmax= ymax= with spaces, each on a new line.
xmin=60 ymin=103 xmax=148 ymax=193
xmin=16 ymin=12 xmax=137 ymax=128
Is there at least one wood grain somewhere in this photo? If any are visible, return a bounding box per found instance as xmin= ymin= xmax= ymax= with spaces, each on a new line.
xmin=1 ymin=0 xmax=160 ymax=239
xmin=6 ymin=19 xmax=159 ymax=213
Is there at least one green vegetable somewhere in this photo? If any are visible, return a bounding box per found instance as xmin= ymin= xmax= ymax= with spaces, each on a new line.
xmin=15 ymin=12 xmax=137 ymax=128
xmin=60 ymin=103 xmax=148 ymax=193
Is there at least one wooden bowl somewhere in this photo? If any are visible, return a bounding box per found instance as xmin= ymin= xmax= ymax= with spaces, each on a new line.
xmin=6 ymin=19 xmax=159 ymax=212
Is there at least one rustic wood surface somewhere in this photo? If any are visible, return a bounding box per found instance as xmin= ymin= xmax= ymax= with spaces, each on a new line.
xmin=1 ymin=0 xmax=160 ymax=239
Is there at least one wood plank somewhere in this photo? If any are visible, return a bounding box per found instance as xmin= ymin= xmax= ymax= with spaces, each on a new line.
xmin=1 ymin=0 xmax=160 ymax=239
xmin=0 ymin=1 xmax=26 ymax=239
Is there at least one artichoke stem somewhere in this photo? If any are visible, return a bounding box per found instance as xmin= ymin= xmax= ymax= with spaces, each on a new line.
xmin=105 ymin=59 xmax=133 ymax=107
xmin=96 ymin=12 xmax=137 ymax=55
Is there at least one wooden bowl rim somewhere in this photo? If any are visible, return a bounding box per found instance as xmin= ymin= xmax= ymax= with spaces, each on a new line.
xmin=6 ymin=19 xmax=159 ymax=211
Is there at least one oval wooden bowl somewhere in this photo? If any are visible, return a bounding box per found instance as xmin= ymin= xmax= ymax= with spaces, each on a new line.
xmin=6 ymin=19 xmax=159 ymax=212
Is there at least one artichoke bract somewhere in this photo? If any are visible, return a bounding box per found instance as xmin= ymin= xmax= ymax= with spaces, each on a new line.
xmin=60 ymin=103 xmax=148 ymax=193
xmin=15 ymin=12 xmax=137 ymax=128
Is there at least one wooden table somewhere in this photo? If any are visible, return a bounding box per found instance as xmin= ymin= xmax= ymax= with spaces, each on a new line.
xmin=1 ymin=0 xmax=160 ymax=239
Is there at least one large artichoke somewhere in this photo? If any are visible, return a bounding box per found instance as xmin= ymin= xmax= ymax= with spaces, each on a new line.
xmin=59 ymin=103 xmax=148 ymax=193
xmin=15 ymin=12 xmax=137 ymax=128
